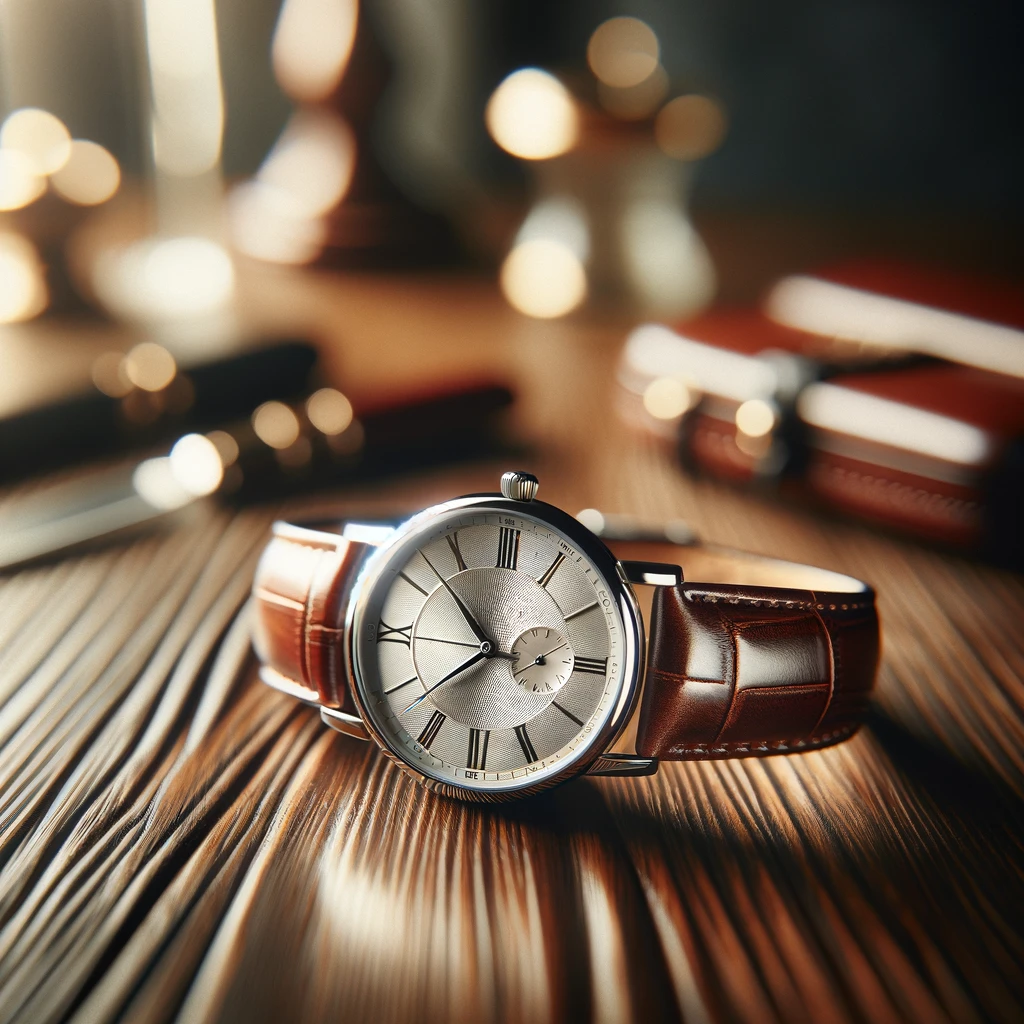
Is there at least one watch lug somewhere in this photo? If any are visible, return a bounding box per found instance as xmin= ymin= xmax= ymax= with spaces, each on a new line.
xmin=586 ymin=753 xmax=658 ymax=776
xmin=320 ymin=705 xmax=371 ymax=741
xmin=618 ymin=560 xmax=683 ymax=586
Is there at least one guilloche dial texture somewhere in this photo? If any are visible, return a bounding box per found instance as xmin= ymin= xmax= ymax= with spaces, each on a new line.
xmin=356 ymin=512 xmax=626 ymax=792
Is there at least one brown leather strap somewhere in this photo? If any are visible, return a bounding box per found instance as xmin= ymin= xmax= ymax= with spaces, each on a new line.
xmin=608 ymin=541 xmax=879 ymax=760
xmin=252 ymin=521 xmax=879 ymax=760
xmin=251 ymin=523 xmax=373 ymax=711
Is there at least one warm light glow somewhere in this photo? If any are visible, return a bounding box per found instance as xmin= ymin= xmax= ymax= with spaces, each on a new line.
xmin=228 ymin=181 xmax=328 ymax=264
xmin=500 ymin=239 xmax=587 ymax=319
xmin=306 ymin=387 xmax=354 ymax=435
xmin=486 ymin=69 xmax=578 ymax=160
xmin=258 ymin=111 xmax=355 ymax=218
xmin=141 ymin=237 xmax=235 ymax=318
xmin=735 ymin=398 xmax=776 ymax=438
xmin=50 ymin=140 xmax=120 ymax=205
xmin=206 ymin=429 xmax=240 ymax=466
xmin=252 ymin=401 xmax=301 ymax=449
xmin=133 ymin=456 xmax=193 ymax=510
xmin=655 ymin=95 xmax=728 ymax=161
xmin=797 ymin=382 xmax=992 ymax=467
xmin=598 ymin=64 xmax=668 ymax=120
xmin=230 ymin=110 xmax=354 ymax=265
xmin=0 ymin=150 xmax=45 ymax=211
xmin=169 ymin=433 xmax=224 ymax=495
xmin=587 ymin=17 xmax=659 ymax=88
xmin=0 ymin=233 xmax=48 ymax=323
xmin=272 ymin=0 xmax=357 ymax=102
xmin=124 ymin=342 xmax=177 ymax=392
xmin=643 ymin=377 xmax=692 ymax=420
xmin=91 ymin=352 xmax=134 ymax=397
xmin=144 ymin=0 xmax=225 ymax=176
xmin=0 ymin=108 xmax=71 ymax=175
xmin=767 ymin=275 xmax=1024 ymax=380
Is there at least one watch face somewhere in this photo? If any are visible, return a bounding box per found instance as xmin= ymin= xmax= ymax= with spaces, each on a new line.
xmin=348 ymin=497 xmax=643 ymax=798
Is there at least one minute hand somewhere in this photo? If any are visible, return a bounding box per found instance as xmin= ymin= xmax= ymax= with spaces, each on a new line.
xmin=419 ymin=551 xmax=491 ymax=645
xmin=402 ymin=649 xmax=487 ymax=714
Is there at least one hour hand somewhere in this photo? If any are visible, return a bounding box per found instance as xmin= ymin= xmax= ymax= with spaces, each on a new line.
xmin=419 ymin=551 xmax=491 ymax=645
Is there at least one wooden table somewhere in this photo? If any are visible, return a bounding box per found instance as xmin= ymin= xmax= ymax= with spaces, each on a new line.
xmin=1 ymin=273 xmax=1022 ymax=1024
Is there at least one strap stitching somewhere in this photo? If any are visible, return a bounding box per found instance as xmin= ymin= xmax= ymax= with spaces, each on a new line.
xmin=665 ymin=723 xmax=859 ymax=757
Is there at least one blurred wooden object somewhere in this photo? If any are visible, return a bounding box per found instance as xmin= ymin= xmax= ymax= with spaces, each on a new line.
xmin=0 ymin=273 xmax=1022 ymax=1023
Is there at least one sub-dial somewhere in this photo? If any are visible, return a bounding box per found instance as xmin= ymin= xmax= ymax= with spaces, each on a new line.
xmin=512 ymin=627 xmax=574 ymax=694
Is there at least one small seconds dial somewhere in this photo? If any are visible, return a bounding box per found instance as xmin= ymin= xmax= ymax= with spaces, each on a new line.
xmin=512 ymin=628 xmax=574 ymax=694
xmin=354 ymin=507 xmax=625 ymax=794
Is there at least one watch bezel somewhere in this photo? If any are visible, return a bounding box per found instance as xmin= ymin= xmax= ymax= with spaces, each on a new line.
xmin=345 ymin=493 xmax=645 ymax=801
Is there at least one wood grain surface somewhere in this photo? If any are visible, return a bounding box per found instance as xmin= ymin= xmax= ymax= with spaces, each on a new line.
xmin=1 ymin=274 xmax=1022 ymax=1024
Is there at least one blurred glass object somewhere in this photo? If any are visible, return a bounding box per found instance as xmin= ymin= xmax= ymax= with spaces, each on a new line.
xmin=487 ymin=18 xmax=724 ymax=321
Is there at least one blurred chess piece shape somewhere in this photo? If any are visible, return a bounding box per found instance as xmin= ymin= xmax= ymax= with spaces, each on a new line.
xmin=230 ymin=0 xmax=457 ymax=268
xmin=489 ymin=17 xmax=726 ymax=321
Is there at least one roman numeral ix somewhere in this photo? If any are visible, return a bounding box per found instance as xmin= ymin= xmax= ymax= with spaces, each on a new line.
xmin=514 ymin=724 xmax=538 ymax=763
xmin=537 ymin=552 xmax=565 ymax=588
xmin=377 ymin=620 xmax=412 ymax=646
xmin=467 ymin=728 xmax=489 ymax=770
xmin=417 ymin=710 xmax=446 ymax=749
xmin=496 ymin=527 xmax=520 ymax=570
xmin=574 ymin=656 xmax=608 ymax=676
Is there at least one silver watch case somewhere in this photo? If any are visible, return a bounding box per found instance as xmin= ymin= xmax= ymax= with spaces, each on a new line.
xmin=344 ymin=493 xmax=646 ymax=801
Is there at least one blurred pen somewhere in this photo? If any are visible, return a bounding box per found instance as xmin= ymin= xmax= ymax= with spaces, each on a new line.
xmin=0 ymin=381 xmax=514 ymax=571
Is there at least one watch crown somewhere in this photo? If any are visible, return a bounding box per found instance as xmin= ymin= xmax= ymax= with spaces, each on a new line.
xmin=500 ymin=470 xmax=539 ymax=502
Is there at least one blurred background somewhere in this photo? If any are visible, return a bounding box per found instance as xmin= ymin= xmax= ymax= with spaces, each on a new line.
xmin=0 ymin=0 xmax=1022 ymax=567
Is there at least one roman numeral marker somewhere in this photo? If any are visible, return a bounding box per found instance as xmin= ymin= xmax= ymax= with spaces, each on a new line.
xmin=514 ymin=724 xmax=538 ymax=763
xmin=399 ymin=571 xmax=427 ymax=595
xmin=417 ymin=710 xmax=446 ymax=748
xmin=538 ymin=552 xmax=565 ymax=588
xmin=377 ymin=620 xmax=412 ymax=646
xmin=496 ymin=527 xmax=520 ymax=570
xmin=385 ymin=675 xmax=418 ymax=695
xmin=565 ymin=600 xmax=598 ymax=621
xmin=552 ymin=701 xmax=583 ymax=727
xmin=575 ymin=656 xmax=607 ymax=676
xmin=446 ymin=532 xmax=468 ymax=572
xmin=467 ymin=728 xmax=489 ymax=770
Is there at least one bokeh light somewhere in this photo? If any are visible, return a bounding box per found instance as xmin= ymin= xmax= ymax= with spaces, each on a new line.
xmin=124 ymin=342 xmax=177 ymax=392
xmin=500 ymin=238 xmax=587 ymax=319
xmin=643 ymin=377 xmax=692 ymax=420
xmin=0 ymin=150 xmax=46 ymax=211
xmin=0 ymin=233 xmax=48 ymax=323
xmin=272 ymin=0 xmax=358 ymax=102
xmin=252 ymin=401 xmax=301 ymax=449
xmin=306 ymin=388 xmax=354 ymax=435
xmin=598 ymin=65 xmax=669 ymax=121
xmin=655 ymin=95 xmax=728 ymax=161
xmin=735 ymin=398 xmax=776 ymax=438
xmin=51 ymin=141 xmax=121 ymax=205
xmin=587 ymin=18 xmax=659 ymax=89
xmin=486 ymin=69 xmax=578 ymax=160
xmin=0 ymin=108 xmax=71 ymax=175
xmin=169 ymin=433 xmax=224 ymax=495
xmin=91 ymin=352 xmax=134 ymax=398
xmin=206 ymin=430 xmax=240 ymax=466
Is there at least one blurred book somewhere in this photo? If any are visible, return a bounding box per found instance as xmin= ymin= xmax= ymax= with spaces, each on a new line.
xmin=618 ymin=262 xmax=1024 ymax=566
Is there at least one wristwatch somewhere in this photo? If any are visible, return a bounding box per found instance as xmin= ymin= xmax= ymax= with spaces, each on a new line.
xmin=251 ymin=471 xmax=879 ymax=801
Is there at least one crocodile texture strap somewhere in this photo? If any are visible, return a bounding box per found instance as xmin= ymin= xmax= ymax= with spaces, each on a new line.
xmin=608 ymin=541 xmax=879 ymax=760
xmin=251 ymin=523 xmax=374 ymax=711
